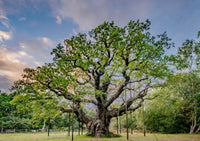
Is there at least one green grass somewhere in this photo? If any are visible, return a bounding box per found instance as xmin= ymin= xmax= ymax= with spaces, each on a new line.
xmin=0 ymin=132 xmax=200 ymax=141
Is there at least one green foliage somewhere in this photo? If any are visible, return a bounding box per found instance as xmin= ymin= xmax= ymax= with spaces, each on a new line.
xmin=11 ymin=20 xmax=175 ymax=136
xmin=142 ymin=93 xmax=189 ymax=133
xmin=0 ymin=91 xmax=32 ymax=129
xmin=139 ymin=32 xmax=200 ymax=134
xmin=11 ymin=92 xmax=61 ymax=128
xmin=140 ymin=72 xmax=200 ymax=133
xmin=16 ymin=19 xmax=174 ymax=113
xmin=176 ymin=33 xmax=200 ymax=70
xmin=0 ymin=113 xmax=32 ymax=129
xmin=0 ymin=92 xmax=15 ymax=117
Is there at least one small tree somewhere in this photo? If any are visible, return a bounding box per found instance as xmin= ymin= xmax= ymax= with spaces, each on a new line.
xmin=13 ymin=20 xmax=174 ymax=137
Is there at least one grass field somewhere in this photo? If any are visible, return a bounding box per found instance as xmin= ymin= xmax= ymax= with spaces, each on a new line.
xmin=0 ymin=132 xmax=200 ymax=141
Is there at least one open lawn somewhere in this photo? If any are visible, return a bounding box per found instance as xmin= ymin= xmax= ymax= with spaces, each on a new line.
xmin=0 ymin=132 xmax=200 ymax=141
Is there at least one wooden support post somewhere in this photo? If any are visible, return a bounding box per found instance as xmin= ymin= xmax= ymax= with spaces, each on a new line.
xmin=131 ymin=111 xmax=133 ymax=134
xmin=72 ymin=100 xmax=74 ymax=141
xmin=81 ymin=123 xmax=83 ymax=135
xmin=68 ymin=113 xmax=71 ymax=136
xmin=129 ymin=83 xmax=133 ymax=134
xmin=48 ymin=118 xmax=50 ymax=137
xmin=125 ymin=87 xmax=129 ymax=140
xmin=78 ymin=121 xmax=80 ymax=136
xmin=119 ymin=116 xmax=121 ymax=133
xmin=116 ymin=115 xmax=118 ymax=134
xmin=142 ymin=100 xmax=146 ymax=136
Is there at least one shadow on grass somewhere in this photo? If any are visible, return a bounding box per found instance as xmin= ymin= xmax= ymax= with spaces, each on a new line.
xmin=73 ymin=132 xmax=122 ymax=140
xmin=74 ymin=135 xmax=93 ymax=139
xmin=100 ymin=132 xmax=122 ymax=138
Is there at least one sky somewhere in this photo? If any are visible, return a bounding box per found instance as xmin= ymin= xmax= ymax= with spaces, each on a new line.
xmin=0 ymin=0 xmax=200 ymax=93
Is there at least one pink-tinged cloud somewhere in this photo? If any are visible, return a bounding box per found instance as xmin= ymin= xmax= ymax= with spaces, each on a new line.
xmin=0 ymin=47 xmax=31 ymax=81
xmin=0 ymin=36 xmax=55 ymax=92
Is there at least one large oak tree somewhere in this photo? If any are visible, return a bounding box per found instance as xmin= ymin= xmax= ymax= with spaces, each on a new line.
xmin=13 ymin=20 xmax=174 ymax=137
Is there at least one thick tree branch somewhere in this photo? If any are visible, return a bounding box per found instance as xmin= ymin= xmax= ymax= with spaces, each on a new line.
xmin=128 ymin=99 xmax=143 ymax=111
xmin=107 ymin=99 xmax=144 ymax=118
xmin=60 ymin=107 xmax=73 ymax=113
xmin=61 ymin=105 xmax=94 ymax=124
xmin=38 ymin=80 xmax=97 ymax=105
xmin=105 ymin=77 xmax=148 ymax=108
xmin=74 ymin=103 xmax=94 ymax=124
xmin=108 ymin=82 xmax=151 ymax=117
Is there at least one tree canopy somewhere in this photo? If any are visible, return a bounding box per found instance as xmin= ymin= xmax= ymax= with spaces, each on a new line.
xmin=12 ymin=20 xmax=175 ymax=137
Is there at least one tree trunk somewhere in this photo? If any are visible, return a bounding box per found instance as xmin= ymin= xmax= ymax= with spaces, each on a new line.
xmin=190 ymin=124 xmax=196 ymax=134
xmin=195 ymin=126 xmax=200 ymax=133
xmin=86 ymin=104 xmax=111 ymax=137
xmin=41 ymin=120 xmax=46 ymax=132
xmin=86 ymin=119 xmax=110 ymax=137
xmin=190 ymin=114 xmax=197 ymax=134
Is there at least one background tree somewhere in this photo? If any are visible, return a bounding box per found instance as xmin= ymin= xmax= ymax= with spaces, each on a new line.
xmin=141 ymin=81 xmax=189 ymax=133
xmin=0 ymin=91 xmax=32 ymax=131
xmin=139 ymin=72 xmax=200 ymax=134
xmin=0 ymin=91 xmax=15 ymax=117
xmin=13 ymin=20 xmax=174 ymax=137
xmin=176 ymin=33 xmax=200 ymax=133
xmin=11 ymin=83 xmax=62 ymax=131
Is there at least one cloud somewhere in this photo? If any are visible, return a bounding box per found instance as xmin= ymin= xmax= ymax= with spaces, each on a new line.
xmin=0 ymin=37 xmax=55 ymax=92
xmin=41 ymin=37 xmax=54 ymax=46
xmin=18 ymin=37 xmax=56 ymax=68
xmin=34 ymin=61 xmax=41 ymax=66
xmin=0 ymin=2 xmax=10 ymax=29
xmin=19 ymin=37 xmax=55 ymax=57
xmin=72 ymin=29 xmax=78 ymax=35
xmin=18 ymin=17 xmax=26 ymax=21
xmin=0 ymin=47 xmax=29 ymax=81
xmin=0 ymin=75 xmax=12 ymax=93
xmin=0 ymin=45 xmax=40 ymax=92
xmin=18 ymin=51 xmax=34 ymax=58
xmin=56 ymin=16 xmax=62 ymax=24
xmin=49 ymin=0 xmax=150 ymax=31
xmin=0 ymin=31 xmax=12 ymax=42
xmin=0 ymin=15 xmax=9 ymax=28
xmin=0 ymin=0 xmax=42 ymax=16
xmin=0 ymin=1 xmax=14 ymax=42
xmin=0 ymin=15 xmax=13 ymax=42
